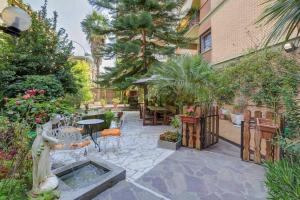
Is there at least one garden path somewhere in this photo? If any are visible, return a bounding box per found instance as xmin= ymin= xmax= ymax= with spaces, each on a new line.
xmin=52 ymin=111 xmax=267 ymax=200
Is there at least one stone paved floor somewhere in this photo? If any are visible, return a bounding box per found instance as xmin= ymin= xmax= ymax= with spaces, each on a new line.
xmin=137 ymin=146 xmax=267 ymax=200
xmin=93 ymin=181 xmax=164 ymax=200
xmin=52 ymin=111 xmax=267 ymax=200
xmin=52 ymin=111 xmax=174 ymax=180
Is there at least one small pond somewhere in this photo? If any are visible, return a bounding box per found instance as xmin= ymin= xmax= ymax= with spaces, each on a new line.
xmin=60 ymin=163 xmax=109 ymax=189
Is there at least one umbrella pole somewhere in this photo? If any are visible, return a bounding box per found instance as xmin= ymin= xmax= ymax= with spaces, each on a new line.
xmin=144 ymin=85 xmax=148 ymax=107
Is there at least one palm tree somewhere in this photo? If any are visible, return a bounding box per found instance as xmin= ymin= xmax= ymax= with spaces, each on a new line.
xmin=81 ymin=11 xmax=107 ymax=77
xmin=258 ymin=0 xmax=300 ymax=45
xmin=152 ymin=55 xmax=217 ymax=110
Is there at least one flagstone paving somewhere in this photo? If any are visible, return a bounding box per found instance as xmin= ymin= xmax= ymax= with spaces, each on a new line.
xmin=52 ymin=111 xmax=267 ymax=200
xmin=137 ymin=147 xmax=267 ymax=200
xmin=52 ymin=111 xmax=174 ymax=180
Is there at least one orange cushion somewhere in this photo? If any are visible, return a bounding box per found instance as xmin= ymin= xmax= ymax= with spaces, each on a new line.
xmin=69 ymin=140 xmax=91 ymax=148
xmin=63 ymin=127 xmax=84 ymax=134
xmin=101 ymin=128 xmax=121 ymax=137
xmin=51 ymin=144 xmax=65 ymax=150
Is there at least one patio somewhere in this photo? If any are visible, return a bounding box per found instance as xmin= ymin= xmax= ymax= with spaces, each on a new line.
xmin=52 ymin=111 xmax=267 ymax=200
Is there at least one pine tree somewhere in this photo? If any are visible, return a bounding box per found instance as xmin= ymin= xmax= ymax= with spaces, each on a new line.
xmin=85 ymin=0 xmax=190 ymax=87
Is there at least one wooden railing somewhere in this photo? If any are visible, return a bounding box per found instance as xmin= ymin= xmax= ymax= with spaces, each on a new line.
xmin=241 ymin=110 xmax=283 ymax=164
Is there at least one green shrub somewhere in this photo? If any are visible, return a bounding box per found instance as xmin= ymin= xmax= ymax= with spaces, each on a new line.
xmin=265 ymin=159 xmax=300 ymax=200
xmin=63 ymin=93 xmax=82 ymax=109
xmin=104 ymin=110 xmax=115 ymax=128
xmin=31 ymin=190 xmax=60 ymax=200
xmin=160 ymin=131 xmax=179 ymax=142
xmin=6 ymin=75 xmax=64 ymax=98
xmin=170 ymin=116 xmax=180 ymax=130
xmin=0 ymin=179 xmax=27 ymax=200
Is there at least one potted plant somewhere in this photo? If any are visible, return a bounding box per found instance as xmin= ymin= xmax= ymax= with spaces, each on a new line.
xmin=112 ymin=98 xmax=120 ymax=109
xmin=158 ymin=116 xmax=182 ymax=150
xmin=180 ymin=106 xmax=199 ymax=124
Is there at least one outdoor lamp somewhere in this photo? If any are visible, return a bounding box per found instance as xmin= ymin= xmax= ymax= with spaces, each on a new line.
xmin=283 ymin=42 xmax=296 ymax=53
xmin=0 ymin=6 xmax=32 ymax=36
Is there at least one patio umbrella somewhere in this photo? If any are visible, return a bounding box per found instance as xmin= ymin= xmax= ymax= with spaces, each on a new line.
xmin=133 ymin=75 xmax=159 ymax=107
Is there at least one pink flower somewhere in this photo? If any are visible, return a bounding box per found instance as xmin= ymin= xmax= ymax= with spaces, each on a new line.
xmin=35 ymin=117 xmax=42 ymax=124
xmin=25 ymin=89 xmax=37 ymax=96
xmin=187 ymin=107 xmax=194 ymax=113
xmin=22 ymin=94 xmax=31 ymax=100
xmin=38 ymin=90 xmax=45 ymax=95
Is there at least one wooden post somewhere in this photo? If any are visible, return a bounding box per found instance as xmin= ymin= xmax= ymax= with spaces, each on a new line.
xmin=265 ymin=139 xmax=273 ymax=161
xmin=188 ymin=124 xmax=194 ymax=148
xmin=254 ymin=111 xmax=262 ymax=119
xmin=208 ymin=107 xmax=212 ymax=145
xmin=195 ymin=110 xmax=202 ymax=150
xmin=243 ymin=110 xmax=251 ymax=161
xmin=266 ymin=111 xmax=274 ymax=120
xmin=216 ymin=106 xmax=219 ymax=143
xmin=212 ymin=107 xmax=216 ymax=144
xmin=182 ymin=122 xmax=187 ymax=146
xmin=254 ymin=128 xmax=262 ymax=164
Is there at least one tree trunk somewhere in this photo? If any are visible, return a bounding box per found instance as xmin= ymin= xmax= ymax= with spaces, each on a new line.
xmin=141 ymin=29 xmax=148 ymax=106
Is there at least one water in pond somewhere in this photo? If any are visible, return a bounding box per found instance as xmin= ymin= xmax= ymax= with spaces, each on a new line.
xmin=60 ymin=164 xmax=109 ymax=189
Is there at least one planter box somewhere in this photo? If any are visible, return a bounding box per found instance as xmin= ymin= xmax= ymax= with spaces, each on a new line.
xmin=180 ymin=115 xmax=199 ymax=124
xmin=158 ymin=138 xmax=181 ymax=150
xmin=256 ymin=118 xmax=278 ymax=139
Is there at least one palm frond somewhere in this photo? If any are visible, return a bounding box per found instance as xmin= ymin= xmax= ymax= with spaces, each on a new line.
xmin=257 ymin=0 xmax=300 ymax=45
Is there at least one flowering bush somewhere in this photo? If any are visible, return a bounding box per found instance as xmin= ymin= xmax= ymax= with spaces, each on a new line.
xmin=4 ymin=89 xmax=74 ymax=131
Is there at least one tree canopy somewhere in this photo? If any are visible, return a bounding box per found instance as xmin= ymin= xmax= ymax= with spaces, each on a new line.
xmin=0 ymin=0 xmax=77 ymax=98
xmin=84 ymin=0 xmax=190 ymax=88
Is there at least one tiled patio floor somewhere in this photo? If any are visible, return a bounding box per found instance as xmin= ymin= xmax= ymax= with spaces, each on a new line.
xmin=52 ymin=111 xmax=267 ymax=200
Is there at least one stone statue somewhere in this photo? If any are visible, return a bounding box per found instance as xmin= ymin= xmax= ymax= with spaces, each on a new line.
xmin=30 ymin=121 xmax=60 ymax=196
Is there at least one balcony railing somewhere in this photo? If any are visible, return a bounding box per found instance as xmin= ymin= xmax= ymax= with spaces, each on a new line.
xmin=188 ymin=10 xmax=200 ymax=29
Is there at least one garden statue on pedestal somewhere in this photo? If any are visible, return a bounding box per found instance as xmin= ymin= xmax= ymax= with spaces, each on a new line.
xmin=30 ymin=121 xmax=60 ymax=196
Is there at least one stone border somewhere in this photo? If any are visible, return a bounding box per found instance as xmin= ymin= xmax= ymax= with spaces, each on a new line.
xmin=53 ymin=158 xmax=126 ymax=200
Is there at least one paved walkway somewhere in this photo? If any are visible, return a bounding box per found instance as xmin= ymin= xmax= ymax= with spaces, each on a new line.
xmin=52 ymin=112 xmax=267 ymax=200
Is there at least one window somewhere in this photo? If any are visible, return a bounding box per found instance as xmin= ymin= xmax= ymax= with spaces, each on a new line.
xmin=200 ymin=31 xmax=212 ymax=53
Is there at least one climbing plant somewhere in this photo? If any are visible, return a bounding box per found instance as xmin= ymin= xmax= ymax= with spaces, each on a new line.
xmin=221 ymin=50 xmax=300 ymax=153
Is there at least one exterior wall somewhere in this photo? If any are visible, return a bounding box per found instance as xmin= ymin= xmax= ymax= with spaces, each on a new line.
xmin=199 ymin=0 xmax=211 ymax=36
xmin=202 ymin=49 xmax=212 ymax=61
xmin=198 ymin=0 xmax=212 ymax=62
xmin=210 ymin=0 xmax=273 ymax=64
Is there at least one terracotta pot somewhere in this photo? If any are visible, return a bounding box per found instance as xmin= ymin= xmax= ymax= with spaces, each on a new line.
xmin=256 ymin=118 xmax=279 ymax=139
xmin=113 ymin=103 xmax=118 ymax=108
xmin=180 ymin=115 xmax=199 ymax=124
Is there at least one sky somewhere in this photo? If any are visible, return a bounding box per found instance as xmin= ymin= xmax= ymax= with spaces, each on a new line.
xmin=24 ymin=0 xmax=115 ymax=70
xmin=24 ymin=0 xmax=93 ymax=56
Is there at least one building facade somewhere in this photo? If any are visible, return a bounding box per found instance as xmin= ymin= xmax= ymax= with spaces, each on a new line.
xmin=179 ymin=0 xmax=295 ymax=65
